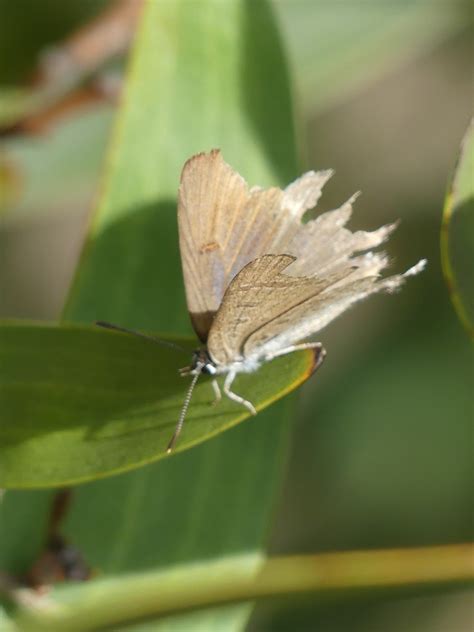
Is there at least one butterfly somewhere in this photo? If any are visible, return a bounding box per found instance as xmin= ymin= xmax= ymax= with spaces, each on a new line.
xmin=98 ymin=149 xmax=426 ymax=451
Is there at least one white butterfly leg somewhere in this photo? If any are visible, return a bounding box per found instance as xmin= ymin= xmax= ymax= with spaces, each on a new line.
xmin=210 ymin=378 xmax=222 ymax=406
xmin=264 ymin=342 xmax=326 ymax=366
xmin=223 ymin=370 xmax=257 ymax=415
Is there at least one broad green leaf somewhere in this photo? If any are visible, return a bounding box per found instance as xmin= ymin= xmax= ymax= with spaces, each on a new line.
xmin=0 ymin=323 xmax=316 ymax=488
xmin=2 ymin=3 xmax=301 ymax=629
xmin=59 ymin=0 xmax=298 ymax=604
xmin=61 ymin=0 xmax=299 ymax=585
xmin=441 ymin=119 xmax=474 ymax=336
xmin=52 ymin=19 xmax=300 ymax=632
xmin=13 ymin=545 xmax=474 ymax=631
xmin=2 ymin=7 xmax=301 ymax=630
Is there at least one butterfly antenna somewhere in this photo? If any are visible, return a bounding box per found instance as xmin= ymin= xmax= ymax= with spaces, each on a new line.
xmin=95 ymin=321 xmax=188 ymax=354
xmin=166 ymin=366 xmax=203 ymax=453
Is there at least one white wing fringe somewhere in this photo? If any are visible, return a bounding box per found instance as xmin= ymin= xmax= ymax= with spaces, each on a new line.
xmin=404 ymin=259 xmax=428 ymax=277
xmin=178 ymin=150 xmax=426 ymax=343
xmin=261 ymin=169 xmax=427 ymax=343
xmin=277 ymin=169 xmax=426 ymax=292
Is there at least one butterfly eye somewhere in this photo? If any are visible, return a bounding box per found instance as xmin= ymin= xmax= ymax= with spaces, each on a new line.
xmin=202 ymin=363 xmax=217 ymax=376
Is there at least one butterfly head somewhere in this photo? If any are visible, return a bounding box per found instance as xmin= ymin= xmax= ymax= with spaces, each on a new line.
xmin=179 ymin=348 xmax=217 ymax=377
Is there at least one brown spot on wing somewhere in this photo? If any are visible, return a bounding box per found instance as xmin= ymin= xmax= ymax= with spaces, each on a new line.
xmin=200 ymin=241 xmax=220 ymax=253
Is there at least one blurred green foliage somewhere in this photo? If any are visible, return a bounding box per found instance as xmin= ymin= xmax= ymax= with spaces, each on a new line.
xmin=0 ymin=0 xmax=472 ymax=630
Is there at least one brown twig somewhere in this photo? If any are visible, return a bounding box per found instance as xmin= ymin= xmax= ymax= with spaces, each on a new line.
xmin=35 ymin=0 xmax=143 ymax=86
xmin=1 ymin=0 xmax=143 ymax=136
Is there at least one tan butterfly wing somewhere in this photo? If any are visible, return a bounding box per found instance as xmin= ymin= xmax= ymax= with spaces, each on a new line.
xmin=206 ymin=255 xmax=316 ymax=363
xmin=177 ymin=150 xmax=333 ymax=341
xmin=207 ymin=254 xmax=425 ymax=366
xmin=178 ymin=150 xmax=423 ymax=345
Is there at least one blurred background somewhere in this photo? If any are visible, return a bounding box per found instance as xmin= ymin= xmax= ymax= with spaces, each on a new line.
xmin=0 ymin=1 xmax=472 ymax=630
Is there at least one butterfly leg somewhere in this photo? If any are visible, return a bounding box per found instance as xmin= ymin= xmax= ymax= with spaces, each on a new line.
xmin=223 ymin=370 xmax=257 ymax=415
xmin=210 ymin=378 xmax=222 ymax=406
xmin=264 ymin=342 xmax=326 ymax=367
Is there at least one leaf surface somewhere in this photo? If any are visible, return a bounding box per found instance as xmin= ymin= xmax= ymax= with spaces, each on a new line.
xmin=34 ymin=7 xmax=304 ymax=620
xmin=2 ymin=6 xmax=302 ymax=631
xmin=0 ymin=323 xmax=316 ymax=488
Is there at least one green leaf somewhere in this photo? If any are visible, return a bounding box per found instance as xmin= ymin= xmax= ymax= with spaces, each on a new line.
xmin=441 ymin=119 xmax=474 ymax=337
xmin=53 ymin=22 xmax=301 ymax=632
xmin=60 ymin=0 xmax=299 ymax=586
xmin=0 ymin=3 xmax=302 ymax=622
xmin=0 ymin=323 xmax=316 ymax=488
xmin=13 ymin=545 xmax=474 ymax=631
xmin=2 ymin=4 xmax=302 ymax=630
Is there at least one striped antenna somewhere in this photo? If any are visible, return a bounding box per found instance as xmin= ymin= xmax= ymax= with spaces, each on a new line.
xmin=166 ymin=365 xmax=203 ymax=452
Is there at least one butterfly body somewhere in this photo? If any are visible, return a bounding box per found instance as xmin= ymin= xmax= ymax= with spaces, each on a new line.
xmin=185 ymin=345 xmax=262 ymax=377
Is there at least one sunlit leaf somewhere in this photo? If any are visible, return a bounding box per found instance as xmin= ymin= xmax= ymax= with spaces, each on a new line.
xmin=0 ymin=323 xmax=317 ymax=488
xmin=2 ymin=12 xmax=302 ymax=632
xmin=58 ymin=0 xmax=300 ymax=595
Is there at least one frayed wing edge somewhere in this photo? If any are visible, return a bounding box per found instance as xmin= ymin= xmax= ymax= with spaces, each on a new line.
xmin=381 ymin=258 xmax=427 ymax=293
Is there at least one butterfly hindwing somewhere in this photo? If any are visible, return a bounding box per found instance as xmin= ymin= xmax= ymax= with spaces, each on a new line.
xmin=206 ymin=254 xmax=331 ymax=365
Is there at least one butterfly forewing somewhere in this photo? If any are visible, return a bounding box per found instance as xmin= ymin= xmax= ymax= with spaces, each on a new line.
xmin=178 ymin=150 xmax=247 ymax=340
xmin=177 ymin=150 xmax=333 ymax=341
xmin=178 ymin=149 xmax=426 ymax=367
